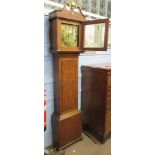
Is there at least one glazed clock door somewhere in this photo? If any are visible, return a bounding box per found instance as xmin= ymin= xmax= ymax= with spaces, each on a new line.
xmin=82 ymin=18 xmax=109 ymax=51
xmin=60 ymin=55 xmax=78 ymax=113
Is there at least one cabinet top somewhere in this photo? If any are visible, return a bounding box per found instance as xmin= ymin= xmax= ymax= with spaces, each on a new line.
xmin=82 ymin=64 xmax=111 ymax=70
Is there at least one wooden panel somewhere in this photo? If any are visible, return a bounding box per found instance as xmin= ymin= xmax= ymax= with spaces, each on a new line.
xmin=60 ymin=56 xmax=78 ymax=113
xmin=59 ymin=111 xmax=82 ymax=147
xmin=53 ymin=54 xmax=61 ymax=113
xmin=104 ymin=74 xmax=111 ymax=136
xmin=52 ymin=110 xmax=82 ymax=149
xmin=49 ymin=19 xmax=58 ymax=50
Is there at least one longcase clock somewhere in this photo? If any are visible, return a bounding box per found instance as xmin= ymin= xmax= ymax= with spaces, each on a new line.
xmin=49 ymin=3 xmax=109 ymax=150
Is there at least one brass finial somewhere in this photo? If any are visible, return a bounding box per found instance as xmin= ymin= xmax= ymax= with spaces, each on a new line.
xmin=70 ymin=0 xmax=76 ymax=9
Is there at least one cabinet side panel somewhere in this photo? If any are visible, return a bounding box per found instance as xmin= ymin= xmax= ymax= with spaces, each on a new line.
xmin=52 ymin=113 xmax=60 ymax=148
xmin=104 ymin=71 xmax=111 ymax=136
xmin=53 ymin=55 xmax=60 ymax=113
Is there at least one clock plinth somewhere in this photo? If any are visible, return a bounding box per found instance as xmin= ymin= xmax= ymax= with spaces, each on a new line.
xmin=52 ymin=110 xmax=82 ymax=150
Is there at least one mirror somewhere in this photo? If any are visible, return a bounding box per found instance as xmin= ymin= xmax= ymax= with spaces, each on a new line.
xmin=84 ymin=23 xmax=106 ymax=48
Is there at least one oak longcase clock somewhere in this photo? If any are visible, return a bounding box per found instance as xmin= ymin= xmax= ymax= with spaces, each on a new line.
xmin=49 ymin=3 xmax=109 ymax=150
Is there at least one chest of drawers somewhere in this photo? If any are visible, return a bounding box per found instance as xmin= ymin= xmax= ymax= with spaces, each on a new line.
xmin=81 ymin=64 xmax=111 ymax=143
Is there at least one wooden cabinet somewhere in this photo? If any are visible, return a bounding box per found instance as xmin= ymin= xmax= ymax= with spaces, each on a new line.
xmin=81 ymin=64 xmax=111 ymax=143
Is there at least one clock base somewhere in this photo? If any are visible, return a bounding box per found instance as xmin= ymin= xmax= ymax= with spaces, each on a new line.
xmin=52 ymin=110 xmax=82 ymax=150
xmin=57 ymin=136 xmax=83 ymax=151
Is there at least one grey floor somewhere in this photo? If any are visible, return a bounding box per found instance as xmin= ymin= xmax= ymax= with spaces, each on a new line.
xmin=64 ymin=133 xmax=111 ymax=155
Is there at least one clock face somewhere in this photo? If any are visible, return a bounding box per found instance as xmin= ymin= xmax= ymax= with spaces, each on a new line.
xmin=61 ymin=23 xmax=79 ymax=48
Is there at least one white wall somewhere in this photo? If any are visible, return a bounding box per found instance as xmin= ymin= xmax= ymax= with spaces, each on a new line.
xmin=44 ymin=15 xmax=111 ymax=147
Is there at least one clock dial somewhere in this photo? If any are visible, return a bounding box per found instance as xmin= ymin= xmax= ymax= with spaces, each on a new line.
xmin=61 ymin=23 xmax=79 ymax=48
